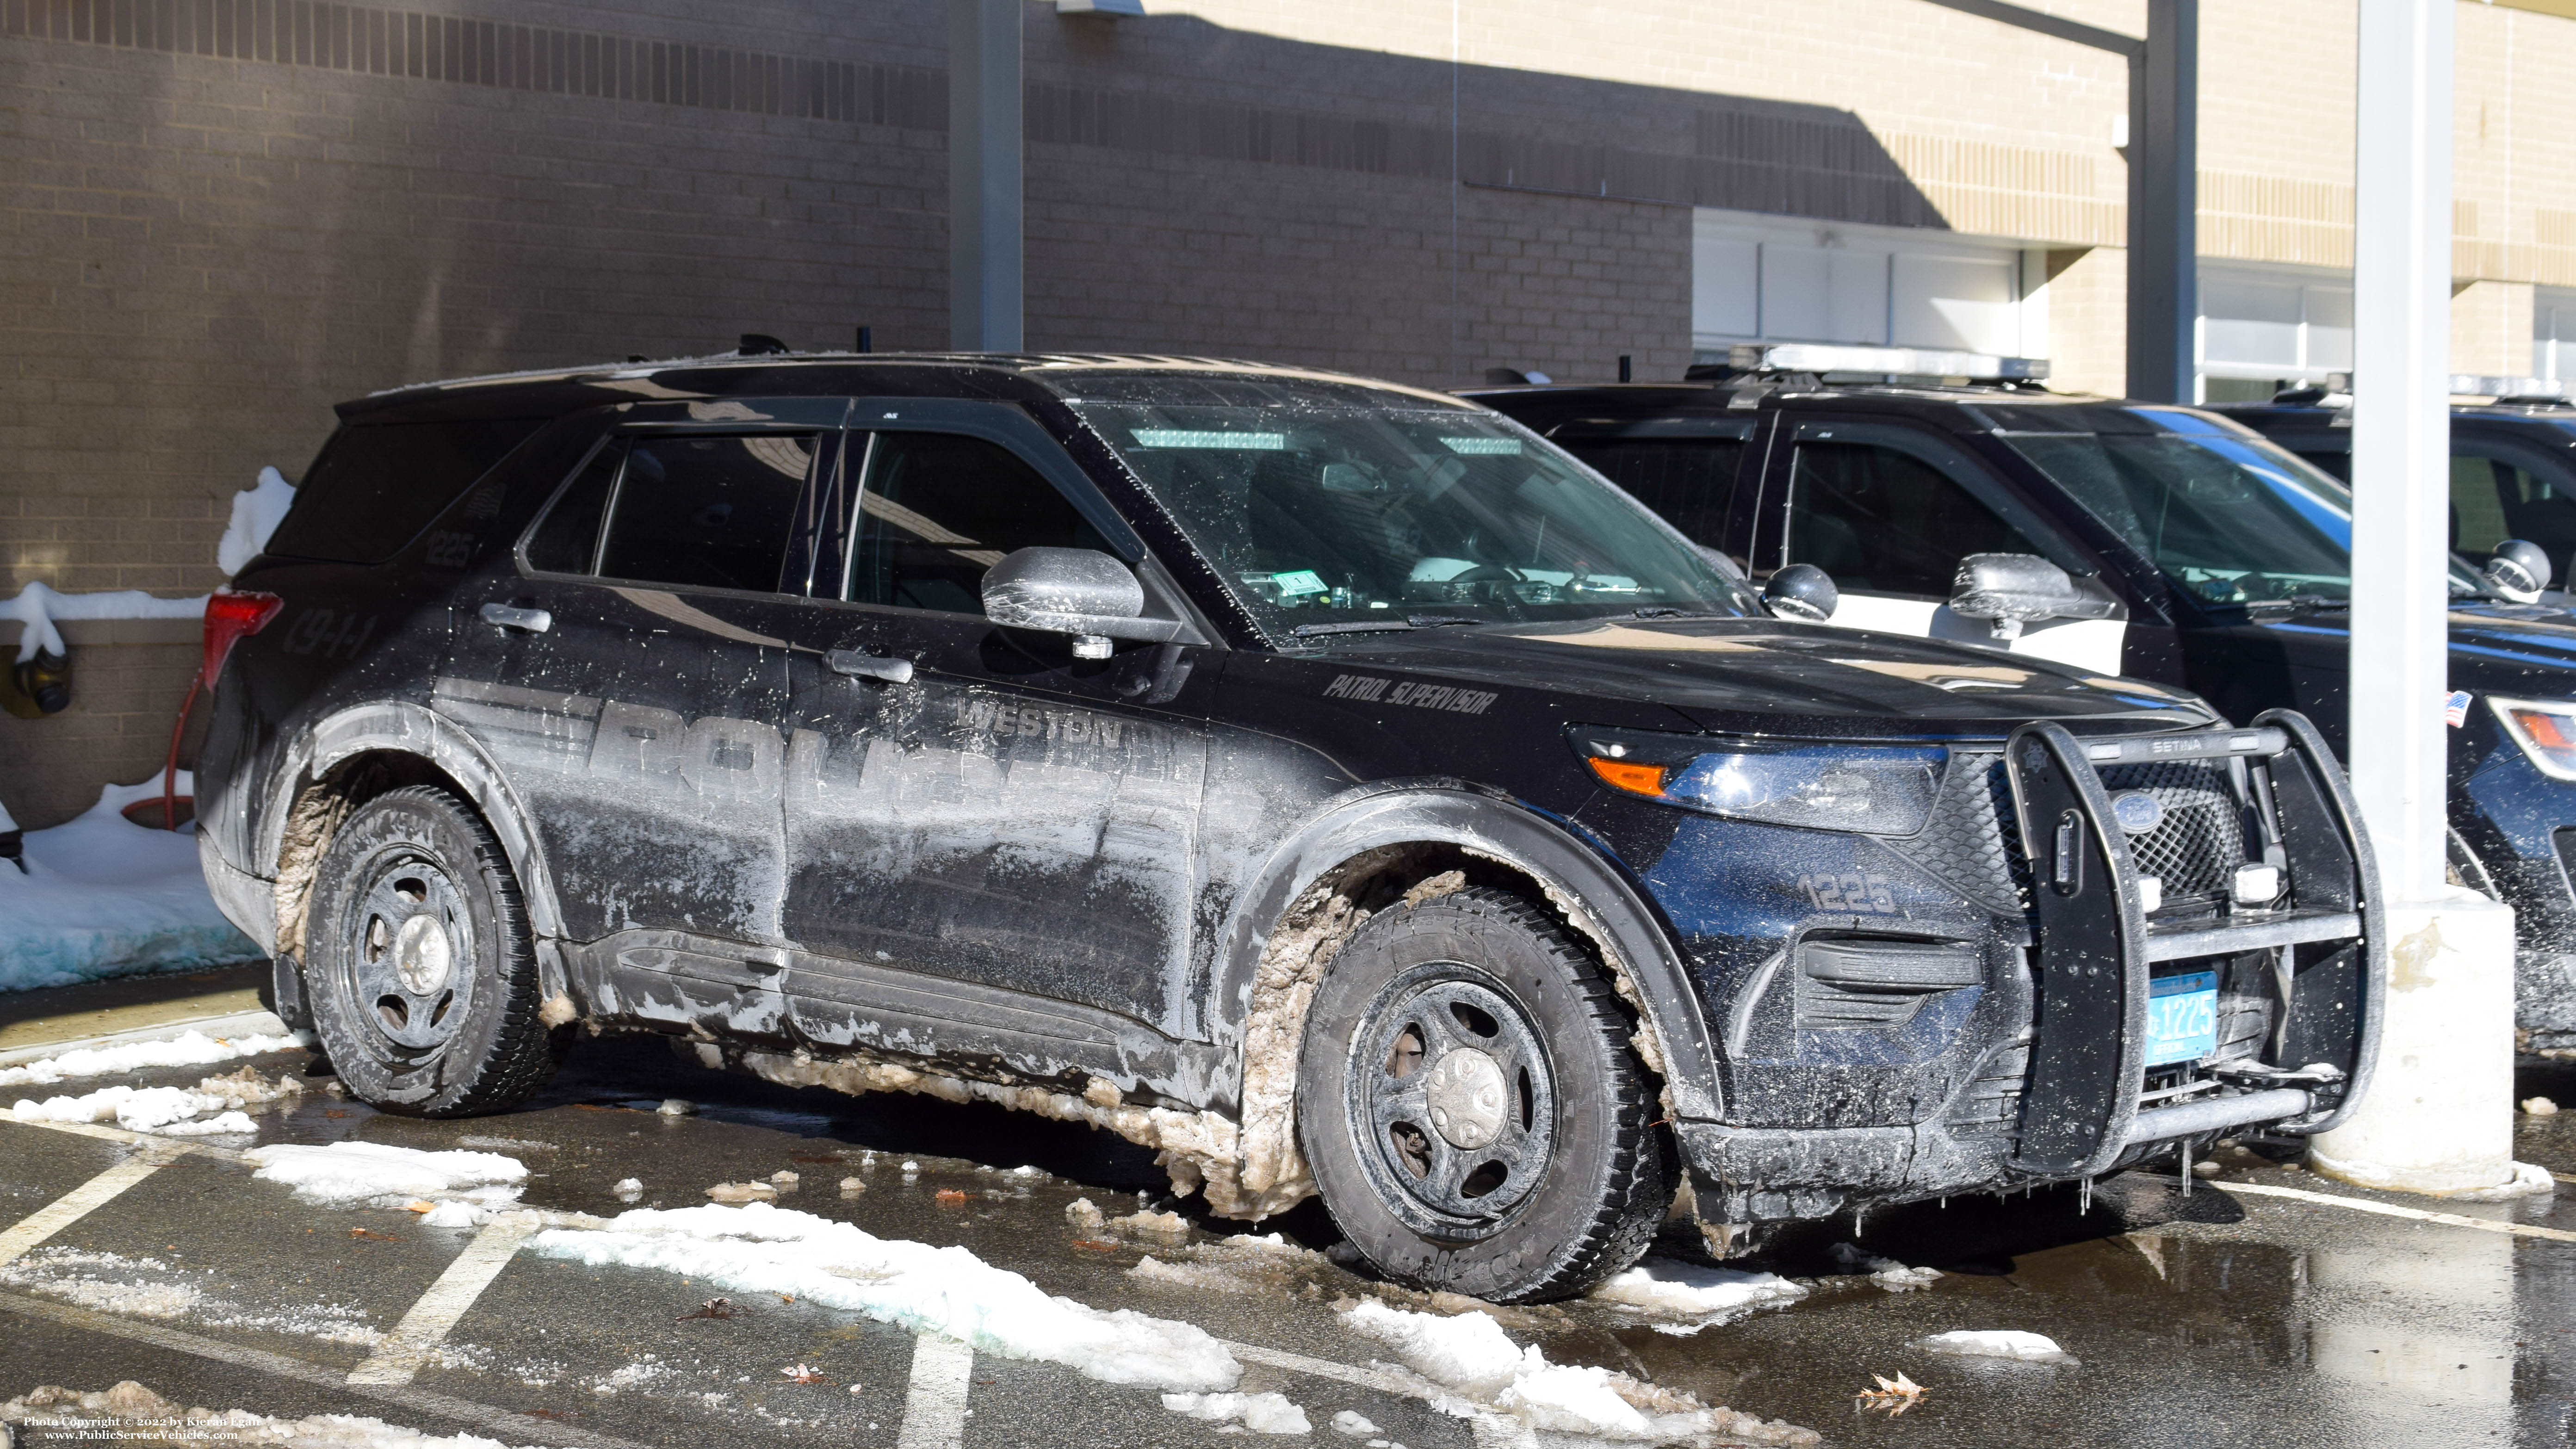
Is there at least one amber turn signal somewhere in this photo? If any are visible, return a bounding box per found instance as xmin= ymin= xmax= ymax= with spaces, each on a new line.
xmin=1585 ymin=756 xmax=1669 ymax=797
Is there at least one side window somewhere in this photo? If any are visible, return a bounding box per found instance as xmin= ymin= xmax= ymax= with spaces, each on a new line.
xmin=266 ymin=418 xmax=544 ymax=564
xmin=595 ymin=433 xmax=817 ymax=594
xmin=524 ymin=441 xmax=623 ymax=575
xmin=845 ymin=432 xmax=1109 ymax=614
xmin=2452 ymin=446 xmax=2576 ymax=581
xmin=1560 ymin=439 xmax=1745 ymax=546
xmin=1784 ymin=440 xmax=2044 ymax=598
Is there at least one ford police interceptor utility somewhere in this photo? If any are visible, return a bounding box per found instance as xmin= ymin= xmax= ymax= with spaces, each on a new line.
xmin=196 ymin=350 xmax=2382 ymax=1301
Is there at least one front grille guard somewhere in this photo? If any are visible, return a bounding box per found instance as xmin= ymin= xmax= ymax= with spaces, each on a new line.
xmin=2001 ymin=710 xmax=2385 ymax=1180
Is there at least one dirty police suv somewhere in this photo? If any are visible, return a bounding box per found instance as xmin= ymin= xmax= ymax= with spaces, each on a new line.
xmin=198 ymin=353 xmax=2383 ymax=1301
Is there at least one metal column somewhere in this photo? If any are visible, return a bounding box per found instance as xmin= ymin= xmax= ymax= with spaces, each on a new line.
xmin=948 ymin=0 xmax=1023 ymax=352
xmin=2124 ymin=0 xmax=2196 ymax=404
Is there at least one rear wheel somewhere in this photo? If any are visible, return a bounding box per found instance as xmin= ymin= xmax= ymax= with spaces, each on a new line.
xmin=1296 ymin=886 xmax=1671 ymax=1302
xmin=304 ymin=786 xmax=558 ymax=1116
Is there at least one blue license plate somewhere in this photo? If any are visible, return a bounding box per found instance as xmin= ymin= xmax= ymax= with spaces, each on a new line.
xmin=2144 ymin=969 xmax=2219 ymax=1066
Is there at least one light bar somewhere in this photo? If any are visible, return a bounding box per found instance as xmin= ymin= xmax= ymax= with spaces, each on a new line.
xmin=2448 ymin=374 xmax=2567 ymax=400
xmin=1727 ymin=343 xmax=2049 ymax=380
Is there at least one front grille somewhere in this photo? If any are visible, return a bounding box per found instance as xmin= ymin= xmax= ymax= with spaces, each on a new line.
xmin=2099 ymin=760 xmax=2248 ymax=901
xmin=1883 ymin=751 xmax=2029 ymax=914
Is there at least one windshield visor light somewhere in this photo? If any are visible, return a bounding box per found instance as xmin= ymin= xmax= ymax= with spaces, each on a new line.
xmin=2490 ymin=696 xmax=2576 ymax=780
xmin=1576 ymin=731 xmax=1945 ymax=836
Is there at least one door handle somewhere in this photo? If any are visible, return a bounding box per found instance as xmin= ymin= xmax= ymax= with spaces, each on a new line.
xmin=826 ymin=648 xmax=913 ymax=684
xmin=479 ymin=602 xmax=552 ymax=633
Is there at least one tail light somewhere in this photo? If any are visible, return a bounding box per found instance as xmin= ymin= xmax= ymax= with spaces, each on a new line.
xmin=203 ymin=589 xmax=283 ymax=686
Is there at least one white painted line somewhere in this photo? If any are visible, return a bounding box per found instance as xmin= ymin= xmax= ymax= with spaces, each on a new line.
xmin=896 ymin=1333 xmax=976 ymax=1449
xmin=0 ymin=1154 xmax=167 ymax=1267
xmin=347 ymin=1215 xmax=537 ymax=1387
xmin=2216 ymin=1178 xmax=2576 ymax=1242
xmin=6 ymin=1113 xmax=248 ymax=1162
xmin=0 ymin=1008 xmax=292 ymax=1069
xmin=1469 ymin=1412 xmax=1541 ymax=1448
xmin=1223 ymin=1340 xmax=1432 ymax=1400
xmin=0 ymin=1288 xmax=649 ymax=1449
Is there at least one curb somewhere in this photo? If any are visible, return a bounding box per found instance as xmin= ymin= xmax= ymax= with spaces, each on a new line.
xmin=0 ymin=1008 xmax=294 ymax=1070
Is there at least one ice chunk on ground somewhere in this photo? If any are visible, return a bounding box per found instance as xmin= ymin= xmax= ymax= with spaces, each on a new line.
xmin=529 ymin=1201 xmax=1238 ymax=1393
xmin=1826 ymin=1243 xmax=1944 ymax=1292
xmin=1589 ymin=1258 xmax=1808 ymax=1318
xmin=1913 ymin=1329 xmax=2077 ymax=1364
xmin=2 ymin=1380 xmax=533 ymax=1448
xmin=2446 ymin=1160 xmax=2557 ymax=1200
xmin=1331 ymin=1409 xmax=1379 ymax=1437
xmin=0 ymin=779 xmax=264 ymax=992
xmin=613 ymin=1178 xmax=644 ymax=1198
xmin=1163 ymin=1391 xmax=1313 ymax=1434
xmin=1129 ymin=1256 xmax=1256 ymax=1294
xmin=0 ymin=1028 xmax=311 ymax=1090
xmin=420 ymin=1201 xmax=487 ymax=1228
xmin=1065 ymin=1197 xmax=1105 ymax=1229
xmin=245 ymin=1141 xmax=527 ymax=1207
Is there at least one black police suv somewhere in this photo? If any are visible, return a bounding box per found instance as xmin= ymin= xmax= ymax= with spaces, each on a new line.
xmin=197 ymin=352 xmax=2380 ymax=1300
xmin=2214 ymin=384 xmax=2576 ymax=592
xmin=1472 ymin=355 xmax=2576 ymax=1050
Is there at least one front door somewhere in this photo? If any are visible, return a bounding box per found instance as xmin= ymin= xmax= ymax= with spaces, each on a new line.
xmin=1753 ymin=417 xmax=2132 ymax=675
xmin=773 ymin=409 xmax=1218 ymax=1043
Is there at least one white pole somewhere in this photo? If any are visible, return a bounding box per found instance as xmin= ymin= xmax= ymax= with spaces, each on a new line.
xmin=2311 ymin=0 xmax=2520 ymax=1196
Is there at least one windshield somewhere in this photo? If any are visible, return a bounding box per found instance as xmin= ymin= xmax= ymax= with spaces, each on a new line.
xmin=1999 ymin=410 xmax=2489 ymax=607
xmin=1067 ymin=399 xmax=1758 ymax=637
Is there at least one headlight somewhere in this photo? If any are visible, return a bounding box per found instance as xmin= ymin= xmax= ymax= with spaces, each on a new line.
xmin=1571 ymin=726 xmax=1944 ymax=835
xmin=2489 ymin=696 xmax=2576 ymax=780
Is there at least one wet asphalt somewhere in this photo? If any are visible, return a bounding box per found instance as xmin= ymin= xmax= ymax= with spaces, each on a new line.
xmin=3 ymin=1031 xmax=2574 ymax=1449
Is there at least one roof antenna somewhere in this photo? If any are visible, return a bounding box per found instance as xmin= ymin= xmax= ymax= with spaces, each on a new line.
xmin=738 ymin=333 xmax=790 ymax=356
xmin=1618 ymin=354 xmax=1633 ymax=383
xmin=856 ymin=325 xmax=873 ymax=354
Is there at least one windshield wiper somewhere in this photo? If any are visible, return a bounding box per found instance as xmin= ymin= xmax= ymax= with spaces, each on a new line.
xmin=2244 ymin=594 xmax=2348 ymax=618
xmin=1287 ymin=613 xmax=1485 ymax=639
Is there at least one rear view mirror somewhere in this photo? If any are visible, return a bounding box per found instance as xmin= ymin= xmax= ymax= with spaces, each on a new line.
xmin=1947 ymin=553 xmax=2120 ymax=640
xmin=1761 ymin=563 xmax=1839 ymax=622
xmin=982 ymin=547 xmax=1184 ymax=658
xmin=2485 ymin=539 xmax=2553 ymax=603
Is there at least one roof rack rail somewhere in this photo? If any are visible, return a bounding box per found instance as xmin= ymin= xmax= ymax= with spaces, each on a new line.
xmin=1720 ymin=342 xmax=2050 ymax=381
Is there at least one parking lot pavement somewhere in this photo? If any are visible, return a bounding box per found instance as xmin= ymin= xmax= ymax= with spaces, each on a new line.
xmin=4 ymin=1033 xmax=2575 ymax=1449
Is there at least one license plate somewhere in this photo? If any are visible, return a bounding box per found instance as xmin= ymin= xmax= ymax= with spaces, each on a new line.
xmin=2144 ymin=969 xmax=2219 ymax=1066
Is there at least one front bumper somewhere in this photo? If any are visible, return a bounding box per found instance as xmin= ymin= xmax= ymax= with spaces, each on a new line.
xmin=1684 ymin=710 xmax=2385 ymax=1226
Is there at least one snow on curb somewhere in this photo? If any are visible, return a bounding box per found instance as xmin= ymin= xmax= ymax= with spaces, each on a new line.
xmin=245 ymin=1141 xmax=528 ymax=1208
xmin=0 ymin=777 xmax=263 ymax=993
xmin=527 ymin=1201 xmax=1240 ymax=1393
xmin=1912 ymin=1329 xmax=2078 ymax=1365
xmin=0 ymin=1028 xmax=312 ymax=1090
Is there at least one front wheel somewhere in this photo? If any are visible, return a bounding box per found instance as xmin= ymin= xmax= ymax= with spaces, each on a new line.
xmin=1295 ymin=886 xmax=1672 ymax=1302
xmin=304 ymin=785 xmax=559 ymax=1116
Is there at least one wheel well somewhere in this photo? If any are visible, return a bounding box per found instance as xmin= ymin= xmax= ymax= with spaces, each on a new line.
xmin=1225 ymin=839 xmax=1676 ymax=1221
xmin=271 ymin=750 xmax=458 ymax=959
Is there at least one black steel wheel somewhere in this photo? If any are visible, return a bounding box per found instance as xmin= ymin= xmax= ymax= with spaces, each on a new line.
xmin=304 ymin=785 xmax=558 ymax=1116
xmin=1296 ymin=886 xmax=1672 ymax=1301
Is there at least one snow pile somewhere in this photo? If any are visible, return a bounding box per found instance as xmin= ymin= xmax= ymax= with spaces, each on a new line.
xmin=217 ymin=466 xmax=298 ymax=576
xmin=245 ymin=1141 xmax=528 ymax=1208
xmin=0 ymin=1028 xmax=311 ymax=1090
xmin=0 ymin=777 xmax=263 ymax=992
xmin=1588 ymin=1258 xmax=1809 ymax=1319
xmin=2446 ymin=1160 xmax=2558 ymax=1200
xmin=1 ymin=581 xmax=206 ymax=664
xmin=1162 ymin=1391 xmax=1313 ymax=1434
xmin=1338 ymin=1299 xmax=1815 ymax=1445
xmin=528 ymin=1201 xmax=1239 ymax=1393
xmin=10 ymin=1066 xmax=303 ymax=1137
xmin=3 ymin=1381 xmax=532 ymax=1448
xmin=1913 ymin=1330 xmax=2077 ymax=1365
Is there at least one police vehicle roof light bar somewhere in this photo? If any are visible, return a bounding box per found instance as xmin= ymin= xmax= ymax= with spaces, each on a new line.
xmin=1725 ymin=343 xmax=2051 ymax=381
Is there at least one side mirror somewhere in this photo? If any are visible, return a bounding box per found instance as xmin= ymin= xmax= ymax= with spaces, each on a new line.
xmin=1946 ymin=553 xmax=2120 ymax=640
xmin=981 ymin=547 xmax=1183 ymax=659
xmin=1761 ymin=563 xmax=1839 ymax=622
xmin=2485 ymin=539 xmax=2553 ymax=603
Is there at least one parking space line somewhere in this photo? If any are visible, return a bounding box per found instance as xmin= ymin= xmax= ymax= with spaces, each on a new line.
xmin=895 ymin=1334 xmax=975 ymax=1449
xmin=1221 ymin=1340 xmax=1432 ymax=1399
xmin=4 ymin=1115 xmax=245 ymax=1163
xmin=2217 ymin=1179 xmax=2576 ymax=1241
xmin=0 ymin=1154 xmax=169 ymax=1268
xmin=0 ymin=1289 xmax=648 ymax=1449
xmin=347 ymin=1214 xmax=537 ymax=1387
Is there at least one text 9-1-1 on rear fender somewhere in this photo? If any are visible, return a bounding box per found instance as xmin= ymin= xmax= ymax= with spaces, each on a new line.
xmin=1566 ymin=707 xmax=2384 ymax=1241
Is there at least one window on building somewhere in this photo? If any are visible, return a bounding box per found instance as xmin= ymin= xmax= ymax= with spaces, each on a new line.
xmin=1691 ymin=210 xmax=2034 ymax=360
xmin=2197 ymin=264 xmax=2353 ymax=403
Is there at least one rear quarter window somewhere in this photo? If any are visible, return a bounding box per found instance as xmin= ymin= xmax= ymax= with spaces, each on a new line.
xmin=264 ymin=419 xmax=546 ymax=564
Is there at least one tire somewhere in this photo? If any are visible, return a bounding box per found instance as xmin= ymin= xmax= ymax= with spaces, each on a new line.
xmin=1295 ymin=886 xmax=1672 ymax=1302
xmin=303 ymin=785 xmax=558 ymax=1117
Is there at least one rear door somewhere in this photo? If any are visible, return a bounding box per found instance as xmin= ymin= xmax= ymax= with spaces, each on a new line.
xmin=1750 ymin=417 xmax=2131 ymax=674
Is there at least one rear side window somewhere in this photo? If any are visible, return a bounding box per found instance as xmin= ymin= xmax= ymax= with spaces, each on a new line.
xmin=1560 ymin=439 xmax=1744 ymax=545
xmin=266 ymin=419 xmax=545 ymax=564
xmin=843 ymin=432 xmax=1108 ymax=614
xmin=593 ymin=434 xmax=818 ymax=594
